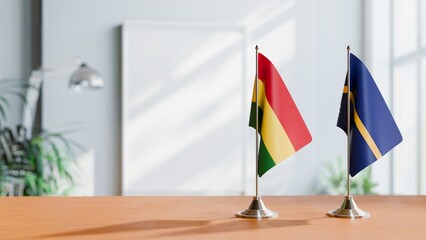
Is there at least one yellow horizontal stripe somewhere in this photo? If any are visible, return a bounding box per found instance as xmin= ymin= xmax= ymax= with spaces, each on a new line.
xmin=251 ymin=78 xmax=265 ymax=106
xmin=342 ymin=87 xmax=383 ymax=159
xmin=254 ymin=79 xmax=295 ymax=163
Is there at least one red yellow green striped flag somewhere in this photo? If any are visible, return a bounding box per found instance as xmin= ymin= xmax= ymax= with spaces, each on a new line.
xmin=249 ymin=53 xmax=312 ymax=177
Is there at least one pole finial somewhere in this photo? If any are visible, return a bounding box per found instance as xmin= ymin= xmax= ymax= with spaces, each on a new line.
xmin=347 ymin=45 xmax=351 ymax=51
xmin=255 ymin=45 xmax=259 ymax=50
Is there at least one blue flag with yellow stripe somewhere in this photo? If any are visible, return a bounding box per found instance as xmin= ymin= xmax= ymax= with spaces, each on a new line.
xmin=337 ymin=53 xmax=403 ymax=177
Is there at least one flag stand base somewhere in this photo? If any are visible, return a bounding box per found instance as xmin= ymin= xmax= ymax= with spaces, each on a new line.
xmin=236 ymin=196 xmax=278 ymax=219
xmin=327 ymin=195 xmax=370 ymax=219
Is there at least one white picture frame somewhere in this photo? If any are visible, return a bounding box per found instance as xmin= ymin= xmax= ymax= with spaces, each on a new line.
xmin=121 ymin=21 xmax=248 ymax=195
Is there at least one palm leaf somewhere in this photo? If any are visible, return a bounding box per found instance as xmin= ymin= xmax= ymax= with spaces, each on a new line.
xmin=0 ymin=105 xmax=7 ymax=123
xmin=0 ymin=96 xmax=11 ymax=108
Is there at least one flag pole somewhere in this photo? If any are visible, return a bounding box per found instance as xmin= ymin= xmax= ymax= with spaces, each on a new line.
xmin=236 ymin=45 xmax=277 ymax=219
xmin=255 ymin=45 xmax=259 ymax=198
xmin=326 ymin=46 xmax=369 ymax=219
xmin=346 ymin=45 xmax=351 ymax=198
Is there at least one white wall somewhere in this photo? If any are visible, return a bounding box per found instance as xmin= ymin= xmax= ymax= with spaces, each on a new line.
xmin=365 ymin=0 xmax=426 ymax=195
xmin=42 ymin=0 xmax=363 ymax=195
xmin=0 ymin=0 xmax=32 ymax=127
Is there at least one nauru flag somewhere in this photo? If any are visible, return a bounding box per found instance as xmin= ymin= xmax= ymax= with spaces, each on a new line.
xmin=249 ymin=53 xmax=312 ymax=177
xmin=337 ymin=53 xmax=402 ymax=176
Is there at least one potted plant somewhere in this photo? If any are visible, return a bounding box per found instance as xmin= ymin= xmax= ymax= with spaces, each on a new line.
xmin=318 ymin=156 xmax=378 ymax=195
xmin=0 ymin=79 xmax=80 ymax=196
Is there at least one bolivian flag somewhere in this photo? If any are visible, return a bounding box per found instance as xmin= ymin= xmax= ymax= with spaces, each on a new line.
xmin=337 ymin=53 xmax=403 ymax=176
xmin=249 ymin=53 xmax=312 ymax=177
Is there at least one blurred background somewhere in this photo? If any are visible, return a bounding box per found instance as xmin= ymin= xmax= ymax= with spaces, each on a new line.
xmin=0 ymin=0 xmax=424 ymax=196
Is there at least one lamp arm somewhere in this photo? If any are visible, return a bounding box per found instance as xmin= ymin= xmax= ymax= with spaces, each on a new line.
xmin=22 ymin=60 xmax=82 ymax=136
xmin=21 ymin=71 xmax=43 ymax=137
xmin=34 ymin=59 xmax=82 ymax=76
xmin=22 ymin=60 xmax=104 ymax=136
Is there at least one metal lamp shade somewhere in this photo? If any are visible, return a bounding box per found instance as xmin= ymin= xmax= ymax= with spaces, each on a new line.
xmin=69 ymin=63 xmax=104 ymax=90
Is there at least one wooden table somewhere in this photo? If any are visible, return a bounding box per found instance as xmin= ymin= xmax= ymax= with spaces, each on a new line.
xmin=1 ymin=196 xmax=425 ymax=239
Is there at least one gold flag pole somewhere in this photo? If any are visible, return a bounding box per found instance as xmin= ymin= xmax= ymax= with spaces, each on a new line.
xmin=327 ymin=46 xmax=369 ymax=219
xmin=236 ymin=45 xmax=277 ymax=219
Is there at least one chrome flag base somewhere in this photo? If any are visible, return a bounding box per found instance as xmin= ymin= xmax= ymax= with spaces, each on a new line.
xmin=236 ymin=196 xmax=278 ymax=219
xmin=327 ymin=195 xmax=370 ymax=219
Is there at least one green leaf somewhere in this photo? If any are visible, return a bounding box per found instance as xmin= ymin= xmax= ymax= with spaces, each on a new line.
xmin=24 ymin=173 xmax=37 ymax=195
xmin=0 ymin=96 xmax=11 ymax=108
xmin=0 ymin=104 xmax=7 ymax=122
xmin=5 ymin=91 xmax=27 ymax=104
